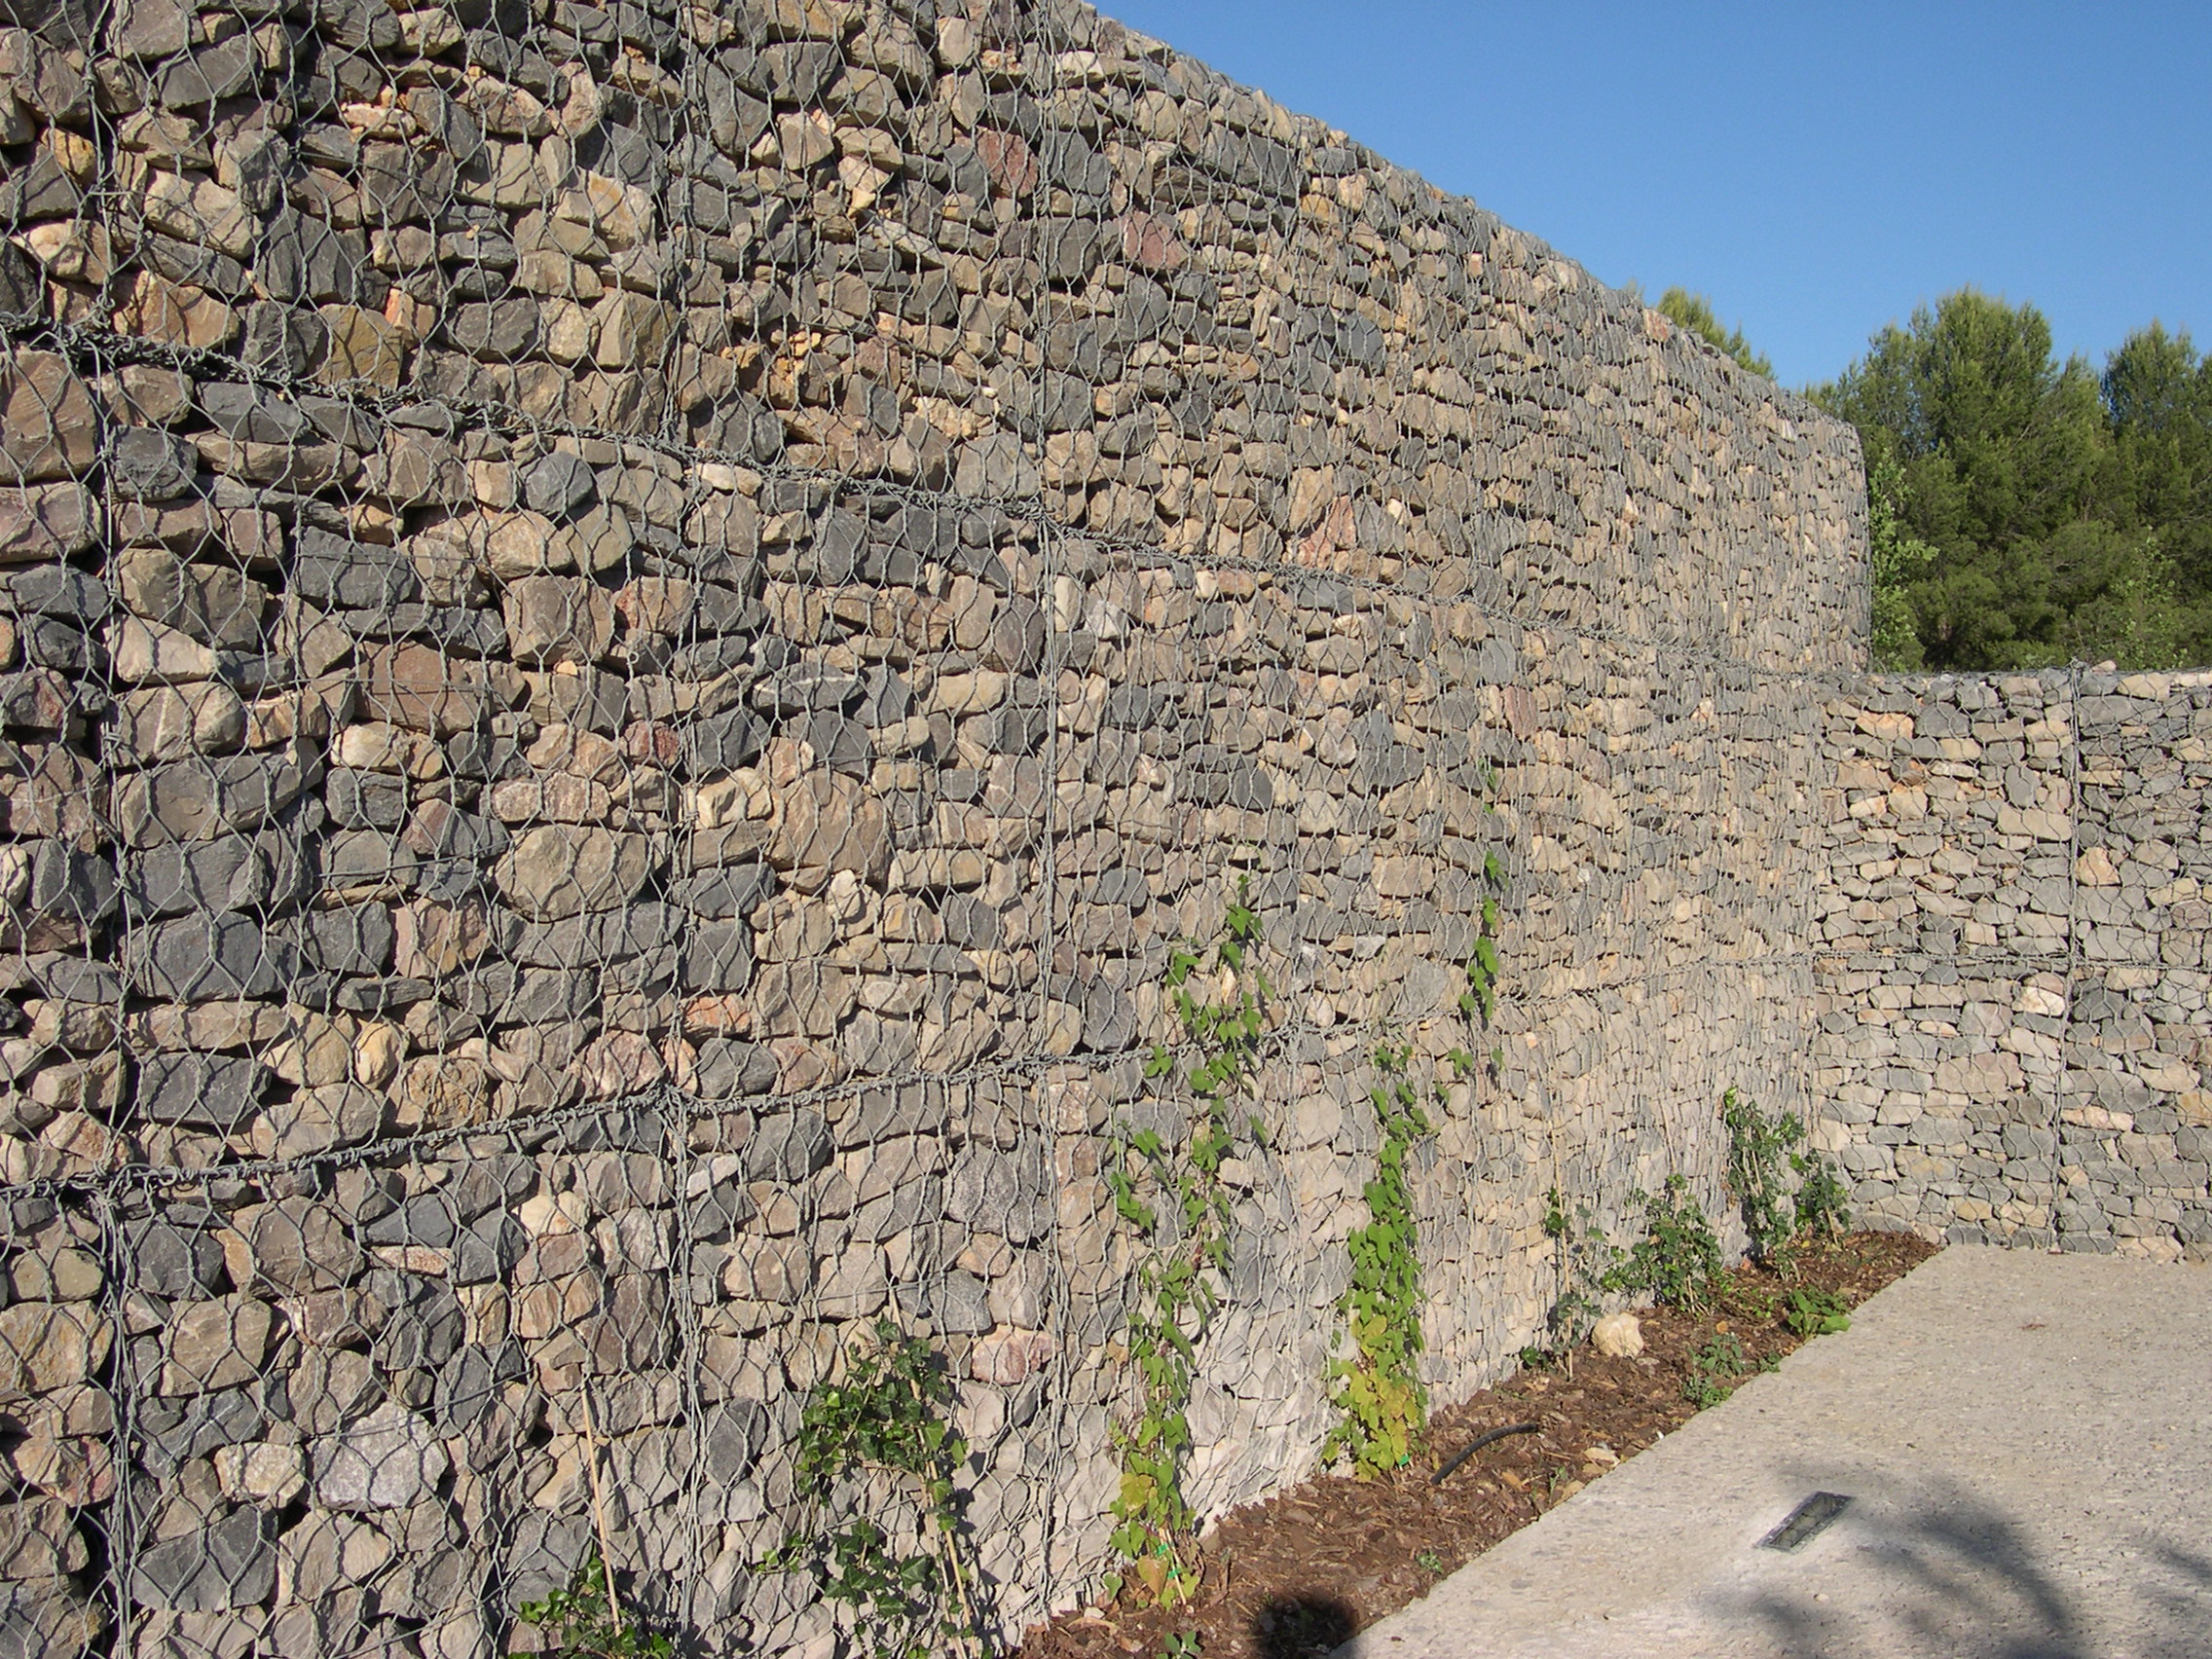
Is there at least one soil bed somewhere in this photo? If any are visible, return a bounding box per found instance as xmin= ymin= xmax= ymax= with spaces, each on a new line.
xmin=1017 ymin=1232 xmax=1937 ymax=1659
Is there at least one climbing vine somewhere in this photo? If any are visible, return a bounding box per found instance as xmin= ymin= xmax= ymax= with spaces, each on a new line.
xmin=1324 ymin=1043 xmax=1435 ymax=1477
xmin=1459 ymin=848 xmax=1508 ymax=1029
xmin=513 ymin=1555 xmax=673 ymax=1659
xmin=1329 ymin=761 xmax=1511 ymax=1473
xmin=772 ymin=1318 xmax=981 ymax=1659
xmin=1105 ymin=879 xmax=1271 ymax=1608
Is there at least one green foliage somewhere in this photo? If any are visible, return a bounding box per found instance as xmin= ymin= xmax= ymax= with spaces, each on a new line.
xmin=1867 ymin=449 xmax=1938 ymax=669
xmin=1793 ymin=1155 xmax=1852 ymax=1241
xmin=1721 ymin=1088 xmax=1853 ymax=1264
xmin=1604 ymin=1177 xmax=1723 ymax=1313
xmin=1783 ymin=1286 xmax=1852 ymax=1338
xmin=1110 ymin=882 xmax=1271 ymax=1606
xmin=1325 ymin=1044 xmax=1432 ymax=1478
xmin=1818 ymin=292 xmax=2212 ymax=670
xmin=1682 ymin=1332 xmax=1753 ymax=1410
xmin=513 ymin=1556 xmax=673 ymax=1659
xmin=1458 ymin=765 xmax=1509 ymax=1027
xmin=1656 ymin=287 xmax=1775 ymax=380
xmin=1160 ymin=1635 xmax=1202 ymax=1659
xmin=1538 ymin=1188 xmax=1614 ymax=1356
xmin=1459 ymin=877 xmax=1507 ymax=1030
xmin=774 ymin=1319 xmax=978 ymax=1659
xmin=1416 ymin=1550 xmax=1448 ymax=1575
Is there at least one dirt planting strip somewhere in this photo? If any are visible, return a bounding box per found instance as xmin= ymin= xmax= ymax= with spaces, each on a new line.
xmin=1018 ymin=1233 xmax=1938 ymax=1659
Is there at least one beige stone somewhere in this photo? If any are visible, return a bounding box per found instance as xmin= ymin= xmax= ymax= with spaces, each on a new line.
xmin=1592 ymin=1311 xmax=1644 ymax=1358
xmin=496 ymin=825 xmax=655 ymax=920
xmin=0 ymin=353 xmax=100 ymax=482
xmin=319 ymin=306 xmax=407 ymax=388
xmin=115 ymin=271 xmax=235 ymax=350
xmin=159 ymin=1296 xmax=274 ymax=1394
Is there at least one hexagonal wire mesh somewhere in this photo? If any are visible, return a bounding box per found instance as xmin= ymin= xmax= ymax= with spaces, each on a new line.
xmin=0 ymin=0 xmax=1891 ymax=1654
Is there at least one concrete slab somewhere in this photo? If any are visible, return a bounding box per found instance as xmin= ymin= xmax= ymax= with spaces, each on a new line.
xmin=1346 ymin=1247 xmax=2212 ymax=1659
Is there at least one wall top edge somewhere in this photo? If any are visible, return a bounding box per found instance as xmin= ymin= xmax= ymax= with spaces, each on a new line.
xmin=1041 ymin=0 xmax=1855 ymax=445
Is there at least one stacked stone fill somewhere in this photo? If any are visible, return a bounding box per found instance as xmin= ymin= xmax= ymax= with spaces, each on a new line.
xmin=0 ymin=0 xmax=1866 ymax=1652
xmin=1815 ymin=671 xmax=2212 ymax=1260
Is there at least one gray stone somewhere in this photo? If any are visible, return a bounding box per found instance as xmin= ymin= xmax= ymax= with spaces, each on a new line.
xmin=523 ymin=453 xmax=598 ymax=517
xmin=124 ymin=1216 xmax=228 ymax=1298
xmin=453 ymin=1212 xmax=526 ymax=1284
xmin=25 ymin=839 xmax=118 ymax=921
xmin=125 ymin=831 xmax=308 ymax=917
xmin=4 ymin=564 xmax=108 ymax=622
xmin=936 ymin=1271 xmax=993 ymax=1335
xmin=940 ymin=893 xmax=1003 ymax=949
xmin=431 ymin=1342 xmax=525 ymax=1434
xmin=683 ymin=709 xmax=766 ymax=776
xmin=673 ymin=864 xmax=776 ymax=919
xmin=130 ymin=1507 xmax=276 ymax=1610
xmin=127 ymin=913 xmax=301 ymax=1002
xmin=692 ymin=1039 xmax=778 ymax=1099
xmin=292 ymin=903 xmax=394 ymax=976
xmin=742 ymin=1110 xmax=831 ymax=1182
xmin=679 ymin=919 xmax=754 ymax=991
xmin=198 ymin=382 xmax=313 ymax=445
xmin=135 ymin=1051 xmax=268 ymax=1128
xmin=134 ymin=1387 xmax=267 ymax=1478
xmin=947 ymin=1141 xmax=1051 ymax=1243
xmin=109 ymin=426 xmax=198 ymax=501
xmin=371 ymin=1278 xmax=466 ymax=1371
xmin=293 ymin=528 xmax=421 ymax=609
xmin=687 ymin=1175 xmax=756 ymax=1242
xmin=152 ymin=32 xmax=255 ymax=104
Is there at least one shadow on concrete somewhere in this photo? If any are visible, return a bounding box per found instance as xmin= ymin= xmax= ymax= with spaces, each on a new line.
xmin=1252 ymin=1593 xmax=1355 ymax=1659
xmin=1745 ymin=1482 xmax=2212 ymax=1659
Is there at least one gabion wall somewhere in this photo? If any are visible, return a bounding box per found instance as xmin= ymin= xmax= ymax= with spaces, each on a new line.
xmin=0 ymin=0 xmax=1868 ymax=1652
xmin=1815 ymin=670 xmax=2212 ymax=1261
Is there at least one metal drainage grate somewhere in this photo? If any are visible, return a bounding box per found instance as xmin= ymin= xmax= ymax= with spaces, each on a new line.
xmin=1759 ymin=1492 xmax=1854 ymax=1553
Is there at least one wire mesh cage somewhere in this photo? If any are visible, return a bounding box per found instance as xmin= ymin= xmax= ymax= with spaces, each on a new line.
xmin=0 ymin=0 xmax=1873 ymax=1652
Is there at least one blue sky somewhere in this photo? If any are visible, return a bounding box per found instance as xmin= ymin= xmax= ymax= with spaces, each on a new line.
xmin=1101 ymin=1 xmax=2212 ymax=391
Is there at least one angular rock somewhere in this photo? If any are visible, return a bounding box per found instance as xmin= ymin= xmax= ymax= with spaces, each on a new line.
xmin=0 ymin=352 xmax=100 ymax=482
xmin=129 ymin=1507 xmax=276 ymax=1611
xmin=495 ymin=824 xmax=654 ymax=920
xmin=159 ymin=1296 xmax=274 ymax=1394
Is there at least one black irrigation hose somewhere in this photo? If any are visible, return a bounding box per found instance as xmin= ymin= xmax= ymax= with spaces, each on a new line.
xmin=1431 ymin=1421 xmax=1542 ymax=1485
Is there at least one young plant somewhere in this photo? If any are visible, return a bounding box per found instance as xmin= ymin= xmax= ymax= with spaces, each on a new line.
xmin=1108 ymin=881 xmax=1272 ymax=1607
xmin=1791 ymin=1153 xmax=1853 ymax=1241
xmin=1783 ymin=1285 xmax=1852 ymax=1338
xmin=1539 ymin=1188 xmax=1616 ymax=1361
xmin=1326 ymin=1044 xmax=1432 ymax=1478
xmin=1604 ymin=1176 xmax=1724 ymax=1313
xmin=512 ymin=1555 xmax=672 ymax=1659
xmin=1682 ymin=1332 xmax=1752 ymax=1410
xmin=774 ymin=1319 xmax=980 ymax=1659
xmin=1722 ymin=1088 xmax=1855 ymax=1266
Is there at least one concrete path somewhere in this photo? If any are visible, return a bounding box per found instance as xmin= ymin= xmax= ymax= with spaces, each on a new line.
xmin=1346 ymin=1246 xmax=2212 ymax=1659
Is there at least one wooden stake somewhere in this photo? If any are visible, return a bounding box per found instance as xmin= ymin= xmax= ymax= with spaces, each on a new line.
xmin=578 ymin=1379 xmax=624 ymax=1640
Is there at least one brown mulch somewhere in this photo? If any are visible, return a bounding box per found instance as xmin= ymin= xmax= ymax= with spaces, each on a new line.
xmin=1017 ymin=1232 xmax=1938 ymax=1659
